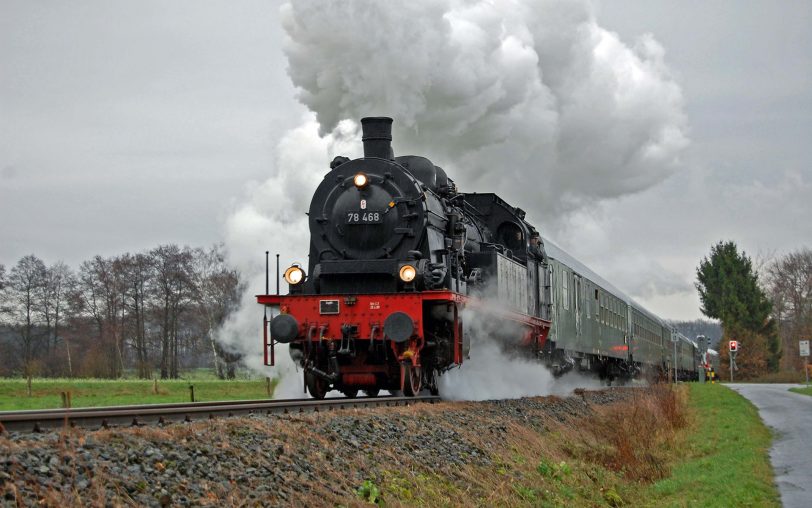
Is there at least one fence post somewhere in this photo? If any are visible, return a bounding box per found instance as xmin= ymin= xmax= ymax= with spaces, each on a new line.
xmin=189 ymin=385 xmax=195 ymax=403
xmin=266 ymin=377 xmax=272 ymax=397
xmin=153 ymin=378 xmax=159 ymax=395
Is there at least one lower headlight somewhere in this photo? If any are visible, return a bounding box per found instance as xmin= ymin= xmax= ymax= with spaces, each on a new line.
xmin=284 ymin=265 xmax=305 ymax=285
xmin=399 ymin=264 xmax=416 ymax=282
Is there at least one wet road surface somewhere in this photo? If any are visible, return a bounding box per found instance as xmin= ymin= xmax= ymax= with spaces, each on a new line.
xmin=727 ymin=383 xmax=812 ymax=508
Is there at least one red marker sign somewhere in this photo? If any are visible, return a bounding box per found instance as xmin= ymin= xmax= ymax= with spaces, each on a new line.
xmin=729 ymin=340 xmax=738 ymax=352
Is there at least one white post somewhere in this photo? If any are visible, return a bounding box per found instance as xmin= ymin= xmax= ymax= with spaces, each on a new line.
xmin=730 ymin=351 xmax=734 ymax=383
xmin=673 ymin=340 xmax=677 ymax=384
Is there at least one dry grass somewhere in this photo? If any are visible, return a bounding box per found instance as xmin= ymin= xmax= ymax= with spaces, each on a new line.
xmin=576 ymin=385 xmax=688 ymax=482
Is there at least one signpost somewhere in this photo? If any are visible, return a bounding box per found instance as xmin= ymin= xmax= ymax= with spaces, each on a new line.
xmin=800 ymin=340 xmax=810 ymax=386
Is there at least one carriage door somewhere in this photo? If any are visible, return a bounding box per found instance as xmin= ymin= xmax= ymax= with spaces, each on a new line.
xmin=574 ymin=275 xmax=582 ymax=338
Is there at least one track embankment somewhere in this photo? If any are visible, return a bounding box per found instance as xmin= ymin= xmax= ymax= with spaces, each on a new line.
xmin=1 ymin=387 xmax=691 ymax=506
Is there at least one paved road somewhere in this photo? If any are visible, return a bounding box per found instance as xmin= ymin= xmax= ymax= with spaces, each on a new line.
xmin=727 ymin=383 xmax=812 ymax=508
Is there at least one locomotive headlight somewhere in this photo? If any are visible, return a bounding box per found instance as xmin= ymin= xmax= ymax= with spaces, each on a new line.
xmin=284 ymin=265 xmax=305 ymax=285
xmin=353 ymin=173 xmax=368 ymax=188
xmin=399 ymin=264 xmax=417 ymax=283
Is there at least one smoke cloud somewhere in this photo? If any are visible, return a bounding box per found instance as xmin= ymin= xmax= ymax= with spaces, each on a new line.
xmin=281 ymin=0 xmax=688 ymax=218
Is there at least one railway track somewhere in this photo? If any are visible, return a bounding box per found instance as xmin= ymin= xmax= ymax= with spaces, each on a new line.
xmin=0 ymin=395 xmax=441 ymax=433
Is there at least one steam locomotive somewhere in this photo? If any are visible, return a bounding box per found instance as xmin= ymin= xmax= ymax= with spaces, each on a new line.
xmin=257 ymin=117 xmax=697 ymax=398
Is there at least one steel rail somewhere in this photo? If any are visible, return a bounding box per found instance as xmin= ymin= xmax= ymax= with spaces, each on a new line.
xmin=0 ymin=395 xmax=441 ymax=433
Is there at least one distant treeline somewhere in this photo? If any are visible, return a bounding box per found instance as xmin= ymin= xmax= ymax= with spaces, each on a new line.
xmin=0 ymin=244 xmax=243 ymax=379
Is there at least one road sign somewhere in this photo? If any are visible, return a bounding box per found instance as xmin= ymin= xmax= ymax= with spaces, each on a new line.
xmin=729 ymin=340 xmax=738 ymax=352
xmin=800 ymin=340 xmax=810 ymax=357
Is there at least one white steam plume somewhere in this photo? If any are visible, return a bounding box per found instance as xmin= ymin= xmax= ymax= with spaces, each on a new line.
xmin=438 ymin=307 xmax=602 ymax=401
xmin=281 ymin=0 xmax=688 ymax=218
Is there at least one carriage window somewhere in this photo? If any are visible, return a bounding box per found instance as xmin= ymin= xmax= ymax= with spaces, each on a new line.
xmin=562 ymin=270 xmax=569 ymax=311
xmin=611 ymin=300 xmax=616 ymax=328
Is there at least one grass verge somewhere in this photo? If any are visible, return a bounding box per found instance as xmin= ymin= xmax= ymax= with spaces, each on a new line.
xmin=789 ymin=386 xmax=812 ymax=396
xmin=644 ymin=383 xmax=779 ymax=507
xmin=0 ymin=377 xmax=278 ymax=411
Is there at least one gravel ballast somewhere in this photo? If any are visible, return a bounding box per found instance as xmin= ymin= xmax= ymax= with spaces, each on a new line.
xmin=1 ymin=388 xmax=634 ymax=506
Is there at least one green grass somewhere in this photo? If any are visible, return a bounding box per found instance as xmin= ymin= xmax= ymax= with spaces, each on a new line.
xmin=645 ymin=383 xmax=780 ymax=507
xmin=789 ymin=386 xmax=812 ymax=396
xmin=0 ymin=374 xmax=278 ymax=411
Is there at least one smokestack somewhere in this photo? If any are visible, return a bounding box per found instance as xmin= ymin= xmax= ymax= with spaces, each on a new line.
xmin=361 ymin=117 xmax=394 ymax=160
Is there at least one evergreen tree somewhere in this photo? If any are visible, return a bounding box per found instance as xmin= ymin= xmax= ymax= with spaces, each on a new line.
xmin=696 ymin=241 xmax=771 ymax=330
xmin=696 ymin=240 xmax=780 ymax=376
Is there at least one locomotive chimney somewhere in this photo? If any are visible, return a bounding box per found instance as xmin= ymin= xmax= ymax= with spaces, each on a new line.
xmin=361 ymin=117 xmax=394 ymax=160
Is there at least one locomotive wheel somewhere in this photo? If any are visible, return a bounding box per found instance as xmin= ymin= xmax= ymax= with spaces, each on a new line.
xmin=342 ymin=389 xmax=359 ymax=399
xmin=305 ymin=372 xmax=328 ymax=400
xmin=402 ymin=364 xmax=422 ymax=397
xmin=363 ymin=388 xmax=380 ymax=398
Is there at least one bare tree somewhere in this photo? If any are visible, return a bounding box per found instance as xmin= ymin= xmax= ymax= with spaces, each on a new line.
xmin=766 ymin=248 xmax=812 ymax=370
xmin=119 ymin=253 xmax=153 ymax=378
xmin=73 ymin=256 xmax=125 ymax=378
xmin=37 ymin=262 xmax=75 ymax=375
xmin=38 ymin=262 xmax=72 ymax=352
xmin=189 ymin=244 xmax=244 ymax=379
xmin=4 ymin=255 xmax=47 ymax=377
xmin=151 ymin=245 xmax=193 ymax=379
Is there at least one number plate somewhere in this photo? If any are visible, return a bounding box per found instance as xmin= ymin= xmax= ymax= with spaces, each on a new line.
xmin=320 ymin=300 xmax=339 ymax=315
xmin=346 ymin=211 xmax=383 ymax=224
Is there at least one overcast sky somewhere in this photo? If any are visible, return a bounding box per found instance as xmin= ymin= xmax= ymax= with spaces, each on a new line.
xmin=1 ymin=1 xmax=810 ymax=321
